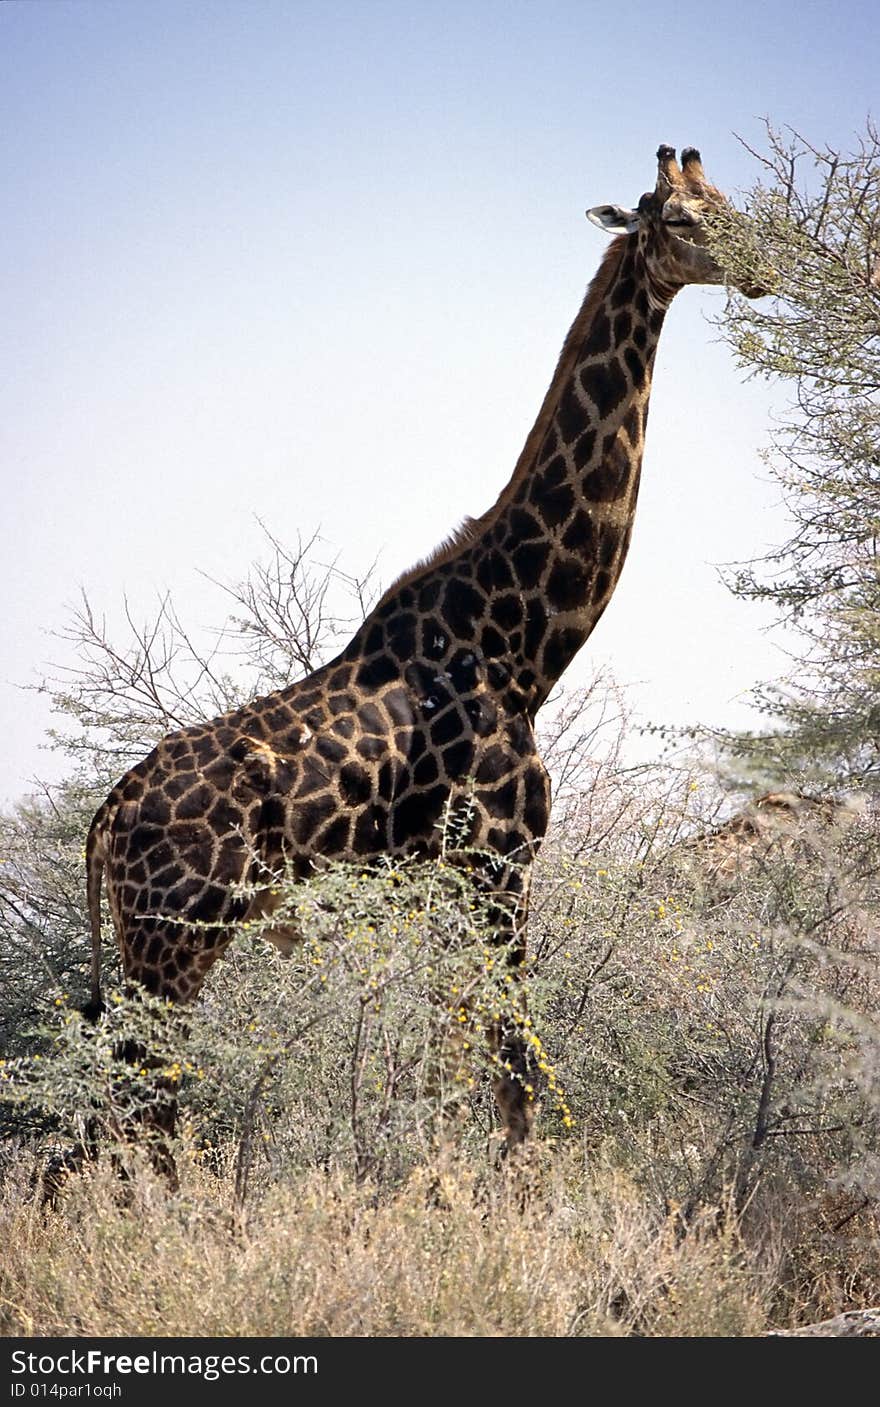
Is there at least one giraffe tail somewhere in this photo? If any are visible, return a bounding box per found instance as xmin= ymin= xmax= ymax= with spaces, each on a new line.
xmin=83 ymin=809 xmax=109 ymax=1021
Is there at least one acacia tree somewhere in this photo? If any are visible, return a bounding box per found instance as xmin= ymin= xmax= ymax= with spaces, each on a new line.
xmin=706 ymin=120 xmax=880 ymax=791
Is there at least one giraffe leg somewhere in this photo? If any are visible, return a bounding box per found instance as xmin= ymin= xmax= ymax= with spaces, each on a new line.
xmin=106 ymin=920 xmax=230 ymax=1189
xmin=480 ymin=871 xmax=540 ymax=1151
xmin=37 ymin=1000 xmax=104 ymax=1210
xmin=493 ymin=1019 xmax=537 ymax=1149
xmin=107 ymin=1031 xmax=181 ymax=1190
xmin=39 ymin=1004 xmax=184 ymax=1205
xmin=37 ymin=1114 xmax=100 ymax=1211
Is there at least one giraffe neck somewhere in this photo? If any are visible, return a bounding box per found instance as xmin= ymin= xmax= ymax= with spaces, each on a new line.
xmin=490 ymin=232 xmax=673 ymax=708
xmin=359 ymin=234 xmax=676 ymax=715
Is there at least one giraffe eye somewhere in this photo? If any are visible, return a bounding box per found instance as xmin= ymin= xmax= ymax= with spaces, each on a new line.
xmin=664 ymin=208 xmax=699 ymax=229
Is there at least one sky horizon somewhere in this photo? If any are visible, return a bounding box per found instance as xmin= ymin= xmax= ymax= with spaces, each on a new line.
xmin=2 ymin=0 xmax=878 ymax=806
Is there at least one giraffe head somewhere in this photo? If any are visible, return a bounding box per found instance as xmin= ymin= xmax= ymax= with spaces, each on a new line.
xmin=587 ymin=145 xmax=765 ymax=298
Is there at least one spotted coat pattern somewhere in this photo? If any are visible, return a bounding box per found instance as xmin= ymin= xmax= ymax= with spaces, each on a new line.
xmin=85 ymin=146 xmax=759 ymax=1144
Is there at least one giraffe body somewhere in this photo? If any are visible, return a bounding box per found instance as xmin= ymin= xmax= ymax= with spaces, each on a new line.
xmin=85 ymin=146 xmax=763 ymax=1149
xmin=89 ymin=640 xmax=551 ymax=1000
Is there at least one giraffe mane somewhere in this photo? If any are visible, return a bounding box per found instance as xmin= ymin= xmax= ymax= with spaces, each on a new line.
xmin=377 ymin=234 xmax=629 ymax=606
xmin=376 ymin=515 xmax=490 ymax=605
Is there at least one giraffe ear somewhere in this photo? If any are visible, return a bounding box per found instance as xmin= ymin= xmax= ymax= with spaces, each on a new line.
xmin=586 ymin=204 xmax=640 ymax=235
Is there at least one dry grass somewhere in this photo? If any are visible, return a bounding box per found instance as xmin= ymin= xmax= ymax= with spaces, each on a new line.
xmin=0 ymin=1141 xmax=779 ymax=1338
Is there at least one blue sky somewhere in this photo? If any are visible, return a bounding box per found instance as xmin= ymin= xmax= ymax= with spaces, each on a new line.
xmin=1 ymin=0 xmax=878 ymax=803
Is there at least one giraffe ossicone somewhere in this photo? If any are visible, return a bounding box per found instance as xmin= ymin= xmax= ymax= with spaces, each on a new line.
xmin=82 ymin=144 xmax=762 ymax=1160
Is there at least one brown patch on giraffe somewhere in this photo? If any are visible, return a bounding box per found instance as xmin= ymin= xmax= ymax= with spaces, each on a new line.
xmin=582 ymin=430 xmax=631 ymax=501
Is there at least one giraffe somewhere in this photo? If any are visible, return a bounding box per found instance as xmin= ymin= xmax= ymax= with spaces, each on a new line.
xmin=675 ymin=791 xmax=862 ymax=887
xmin=80 ymin=145 xmax=763 ymax=1168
